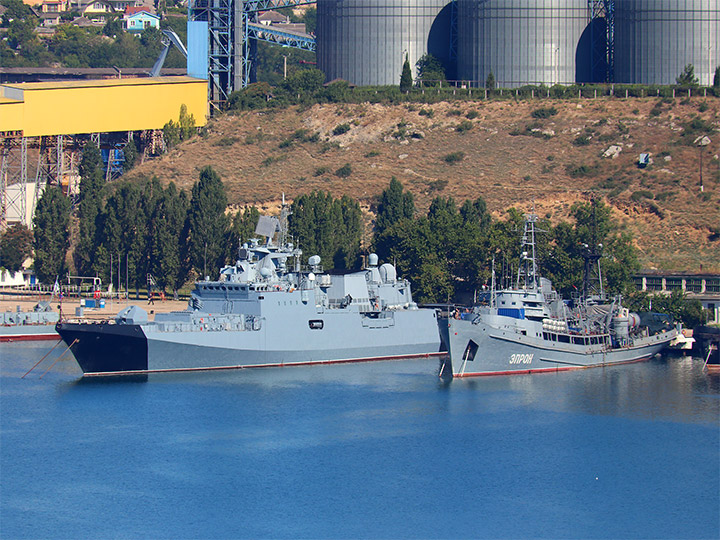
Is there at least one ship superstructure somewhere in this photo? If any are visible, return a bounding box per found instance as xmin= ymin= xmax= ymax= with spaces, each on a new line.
xmin=441 ymin=213 xmax=677 ymax=377
xmin=57 ymin=212 xmax=442 ymax=376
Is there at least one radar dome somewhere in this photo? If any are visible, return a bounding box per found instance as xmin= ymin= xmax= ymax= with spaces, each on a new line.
xmin=368 ymin=254 xmax=379 ymax=267
xmin=308 ymin=255 xmax=321 ymax=266
xmin=379 ymin=263 xmax=397 ymax=283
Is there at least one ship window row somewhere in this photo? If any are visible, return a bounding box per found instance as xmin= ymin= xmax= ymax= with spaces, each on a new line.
xmin=543 ymin=332 xmax=607 ymax=346
xmin=202 ymin=285 xmax=248 ymax=292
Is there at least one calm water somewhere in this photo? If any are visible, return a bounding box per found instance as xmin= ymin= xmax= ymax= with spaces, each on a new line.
xmin=1 ymin=342 xmax=718 ymax=540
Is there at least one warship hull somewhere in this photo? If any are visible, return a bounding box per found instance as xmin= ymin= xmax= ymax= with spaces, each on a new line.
xmin=58 ymin=309 xmax=443 ymax=376
xmin=1 ymin=325 xmax=59 ymax=342
xmin=442 ymin=317 xmax=676 ymax=378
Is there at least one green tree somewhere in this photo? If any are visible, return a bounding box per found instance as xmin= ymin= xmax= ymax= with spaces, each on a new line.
xmin=400 ymin=54 xmax=413 ymax=92
xmin=302 ymin=7 xmax=316 ymax=34
xmin=226 ymin=82 xmax=276 ymax=111
xmin=676 ymin=64 xmax=699 ymax=87
xmin=123 ymin=139 xmax=138 ymax=171
xmin=33 ymin=186 xmax=70 ymax=284
xmin=627 ymin=290 xmax=707 ymax=328
xmin=543 ymin=200 xmax=639 ymax=297
xmin=178 ymin=103 xmax=196 ymax=141
xmin=93 ymin=180 xmax=153 ymax=294
xmin=163 ymin=104 xmax=196 ymax=149
xmin=148 ymin=182 xmax=189 ymax=292
xmin=375 ymin=177 xmax=414 ymax=235
xmin=226 ymin=206 xmax=260 ymax=263
xmin=289 ymin=191 xmax=362 ymax=269
xmin=415 ymin=54 xmax=445 ymax=87
xmin=186 ymin=166 xmax=230 ymax=278
xmin=714 ymin=66 xmax=720 ymax=88
xmin=102 ymin=16 xmax=123 ymax=38
xmin=485 ymin=70 xmax=496 ymax=90
xmin=0 ymin=223 xmax=33 ymax=273
xmin=74 ymin=143 xmax=105 ymax=276
xmin=282 ymin=68 xmax=325 ymax=97
xmin=320 ymin=80 xmax=350 ymax=103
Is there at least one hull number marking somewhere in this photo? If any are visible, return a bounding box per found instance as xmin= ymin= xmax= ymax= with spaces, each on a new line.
xmin=510 ymin=353 xmax=533 ymax=365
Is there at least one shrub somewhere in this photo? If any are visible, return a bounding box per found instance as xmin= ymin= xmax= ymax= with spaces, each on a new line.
xmin=365 ymin=150 xmax=381 ymax=158
xmin=456 ymin=120 xmax=473 ymax=133
xmin=630 ymin=190 xmax=654 ymax=201
xmin=262 ymin=156 xmax=282 ymax=167
xmin=214 ymin=136 xmax=238 ymax=147
xmin=314 ymin=166 xmax=329 ymax=177
xmin=428 ymin=179 xmax=448 ymax=191
xmin=531 ymin=107 xmax=558 ymax=119
xmin=443 ymin=152 xmax=465 ymax=164
xmin=332 ymin=123 xmax=351 ymax=136
xmin=566 ymin=163 xmax=600 ymax=178
xmin=466 ymin=110 xmax=479 ymax=119
xmin=335 ymin=163 xmax=352 ymax=178
xmin=649 ymin=102 xmax=663 ymax=117
xmin=573 ymin=134 xmax=591 ymax=146
xmin=418 ymin=108 xmax=434 ymax=117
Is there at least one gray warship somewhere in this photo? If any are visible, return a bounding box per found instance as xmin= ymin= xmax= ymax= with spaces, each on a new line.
xmin=440 ymin=213 xmax=677 ymax=378
xmin=1 ymin=302 xmax=59 ymax=342
xmin=57 ymin=212 xmax=443 ymax=376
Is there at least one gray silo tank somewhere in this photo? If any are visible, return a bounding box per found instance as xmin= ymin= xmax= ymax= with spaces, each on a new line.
xmin=316 ymin=0 xmax=453 ymax=86
xmin=614 ymin=0 xmax=720 ymax=86
xmin=457 ymin=0 xmax=590 ymax=88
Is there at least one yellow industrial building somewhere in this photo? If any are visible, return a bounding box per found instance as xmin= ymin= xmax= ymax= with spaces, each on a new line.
xmin=0 ymin=76 xmax=208 ymax=137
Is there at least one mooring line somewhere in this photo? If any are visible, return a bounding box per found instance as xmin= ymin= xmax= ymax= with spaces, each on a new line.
xmin=21 ymin=339 xmax=65 ymax=379
xmin=37 ymin=339 xmax=78 ymax=380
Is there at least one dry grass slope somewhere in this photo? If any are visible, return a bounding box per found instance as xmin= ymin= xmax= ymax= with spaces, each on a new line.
xmin=127 ymin=96 xmax=720 ymax=273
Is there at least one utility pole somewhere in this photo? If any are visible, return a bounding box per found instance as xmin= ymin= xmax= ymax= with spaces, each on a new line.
xmin=699 ymin=145 xmax=704 ymax=193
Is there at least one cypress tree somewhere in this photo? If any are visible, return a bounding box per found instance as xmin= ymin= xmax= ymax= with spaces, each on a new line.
xmin=75 ymin=143 xmax=105 ymax=276
xmin=400 ymin=54 xmax=412 ymax=92
xmin=375 ymin=177 xmax=414 ymax=235
xmin=187 ymin=166 xmax=229 ymax=279
xmin=485 ymin=70 xmax=496 ymax=90
xmin=289 ymin=191 xmax=362 ymax=270
xmin=149 ymin=182 xmax=189 ymax=293
xmin=33 ymin=186 xmax=70 ymax=284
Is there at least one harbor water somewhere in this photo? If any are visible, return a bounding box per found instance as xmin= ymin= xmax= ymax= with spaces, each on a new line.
xmin=1 ymin=341 xmax=718 ymax=539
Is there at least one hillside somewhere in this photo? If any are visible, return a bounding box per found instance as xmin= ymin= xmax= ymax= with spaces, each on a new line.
xmin=127 ymin=96 xmax=720 ymax=273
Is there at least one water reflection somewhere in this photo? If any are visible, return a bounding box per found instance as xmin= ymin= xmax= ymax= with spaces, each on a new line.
xmin=4 ymin=342 xmax=719 ymax=425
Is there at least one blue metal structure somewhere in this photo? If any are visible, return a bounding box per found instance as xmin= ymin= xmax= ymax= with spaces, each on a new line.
xmin=190 ymin=0 xmax=316 ymax=110
xmin=246 ymin=22 xmax=315 ymax=52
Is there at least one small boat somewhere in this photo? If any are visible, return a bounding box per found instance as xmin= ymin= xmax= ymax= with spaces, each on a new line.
xmin=668 ymin=328 xmax=695 ymax=354
xmin=694 ymin=325 xmax=720 ymax=373
xmin=440 ymin=213 xmax=677 ymax=378
xmin=56 ymin=209 xmax=443 ymax=376
xmin=0 ymin=302 xmax=59 ymax=342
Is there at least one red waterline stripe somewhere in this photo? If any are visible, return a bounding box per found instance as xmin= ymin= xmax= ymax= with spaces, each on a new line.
xmin=454 ymin=356 xmax=652 ymax=378
xmin=84 ymin=351 xmax=447 ymax=377
xmin=0 ymin=334 xmax=60 ymax=343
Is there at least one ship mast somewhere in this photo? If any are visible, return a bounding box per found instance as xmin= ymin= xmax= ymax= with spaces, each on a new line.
xmin=516 ymin=213 xmax=540 ymax=291
xmin=581 ymin=200 xmax=605 ymax=302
